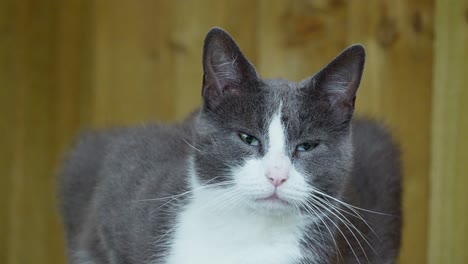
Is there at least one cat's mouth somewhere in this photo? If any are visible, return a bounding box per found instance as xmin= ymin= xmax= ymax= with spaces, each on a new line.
xmin=256 ymin=193 xmax=289 ymax=205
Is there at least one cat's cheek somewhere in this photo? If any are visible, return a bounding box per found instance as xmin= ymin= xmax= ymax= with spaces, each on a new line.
xmin=232 ymin=158 xmax=274 ymax=199
xmin=277 ymin=166 xmax=311 ymax=202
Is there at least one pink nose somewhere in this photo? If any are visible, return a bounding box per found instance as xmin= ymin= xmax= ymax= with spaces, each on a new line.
xmin=266 ymin=169 xmax=289 ymax=187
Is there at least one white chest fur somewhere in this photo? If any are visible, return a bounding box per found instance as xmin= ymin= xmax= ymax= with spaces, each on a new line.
xmin=164 ymin=190 xmax=308 ymax=264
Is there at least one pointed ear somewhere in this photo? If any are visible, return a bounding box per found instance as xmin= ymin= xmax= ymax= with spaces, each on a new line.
xmin=307 ymin=45 xmax=365 ymax=111
xmin=202 ymin=27 xmax=259 ymax=108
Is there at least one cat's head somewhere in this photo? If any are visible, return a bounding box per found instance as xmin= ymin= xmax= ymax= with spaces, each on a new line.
xmin=191 ymin=28 xmax=365 ymax=216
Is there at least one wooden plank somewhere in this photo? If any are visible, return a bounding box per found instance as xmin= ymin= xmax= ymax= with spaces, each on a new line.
xmin=92 ymin=0 xmax=176 ymax=126
xmin=1 ymin=0 xmax=93 ymax=263
xmin=429 ymin=0 xmax=468 ymax=262
xmin=6 ymin=1 xmax=62 ymax=263
xmin=0 ymin=0 xmax=16 ymax=262
xmin=55 ymin=0 xmax=94 ymax=144
xmin=257 ymin=0 xmax=348 ymax=80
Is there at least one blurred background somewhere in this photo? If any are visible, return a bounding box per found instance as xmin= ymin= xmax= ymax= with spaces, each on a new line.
xmin=0 ymin=0 xmax=466 ymax=263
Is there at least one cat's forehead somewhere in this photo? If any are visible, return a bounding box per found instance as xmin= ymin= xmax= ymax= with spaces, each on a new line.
xmin=257 ymin=78 xmax=336 ymax=135
xmin=260 ymin=79 xmax=306 ymax=112
xmin=263 ymin=79 xmax=299 ymax=93
xmin=263 ymin=79 xmax=301 ymax=90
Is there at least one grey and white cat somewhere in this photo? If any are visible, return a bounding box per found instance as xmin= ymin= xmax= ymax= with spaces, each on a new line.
xmin=58 ymin=28 xmax=401 ymax=264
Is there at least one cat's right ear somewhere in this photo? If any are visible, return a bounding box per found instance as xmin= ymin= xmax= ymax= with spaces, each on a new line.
xmin=302 ymin=45 xmax=365 ymax=114
xmin=202 ymin=28 xmax=259 ymax=108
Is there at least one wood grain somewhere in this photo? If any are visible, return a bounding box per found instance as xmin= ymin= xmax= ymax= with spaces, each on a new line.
xmin=429 ymin=0 xmax=468 ymax=262
xmin=0 ymin=0 xmax=15 ymax=262
xmin=0 ymin=0 xmax=464 ymax=263
xmin=92 ymin=0 xmax=177 ymax=126
xmin=257 ymin=0 xmax=349 ymax=80
xmin=5 ymin=0 xmax=63 ymax=263
xmin=0 ymin=0 xmax=93 ymax=263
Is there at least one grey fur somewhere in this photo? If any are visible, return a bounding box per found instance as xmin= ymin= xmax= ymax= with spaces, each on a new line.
xmin=58 ymin=28 xmax=401 ymax=264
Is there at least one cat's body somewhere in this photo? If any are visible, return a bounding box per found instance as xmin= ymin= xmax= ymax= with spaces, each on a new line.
xmin=59 ymin=28 xmax=401 ymax=264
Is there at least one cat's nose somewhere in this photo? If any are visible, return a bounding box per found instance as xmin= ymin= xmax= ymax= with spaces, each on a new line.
xmin=266 ymin=169 xmax=289 ymax=187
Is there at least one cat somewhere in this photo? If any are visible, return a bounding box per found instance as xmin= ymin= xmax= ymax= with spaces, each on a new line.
xmin=58 ymin=27 xmax=402 ymax=264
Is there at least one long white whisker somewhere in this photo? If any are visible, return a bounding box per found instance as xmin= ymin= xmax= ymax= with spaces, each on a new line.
xmin=309 ymin=186 xmax=394 ymax=216
xmin=214 ymin=191 xmax=245 ymax=216
xmin=154 ymin=222 xmax=179 ymax=244
xmin=134 ymin=178 xmax=233 ymax=203
xmin=207 ymin=189 xmax=240 ymax=212
xmin=310 ymin=196 xmax=372 ymax=264
xmin=307 ymin=201 xmax=361 ymax=264
xmin=297 ymin=200 xmax=343 ymax=262
xmin=182 ymin=137 xmax=203 ymax=153
xmin=322 ymin=196 xmax=382 ymax=242
xmin=196 ymin=188 xmax=240 ymax=213
xmin=153 ymin=186 xmax=239 ymax=244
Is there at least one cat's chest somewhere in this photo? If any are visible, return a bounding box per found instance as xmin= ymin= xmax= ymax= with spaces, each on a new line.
xmin=163 ymin=195 xmax=309 ymax=264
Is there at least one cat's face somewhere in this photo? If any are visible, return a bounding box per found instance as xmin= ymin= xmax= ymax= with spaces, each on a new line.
xmin=192 ymin=28 xmax=365 ymax=216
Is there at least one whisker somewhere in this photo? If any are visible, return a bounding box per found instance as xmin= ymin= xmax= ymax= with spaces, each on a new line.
xmin=134 ymin=178 xmax=233 ymax=203
xmin=307 ymin=190 xmax=382 ymax=244
xmin=296 ymin=200 xmax=343 ymax=262
xmin=309 ymin=196 xmax=372 ymax=264
xmin=154 ymin=222 xmax=179 ymax=244
xmin=213 ymin=191 xmax=245 ymax=216
xmin=322 ymin=196 xmax=382 ymax=242
xmin=152 ymin=186 xmax=239 ymax=245
xmin=197 ymin=188 xmax=240 ymax=213
xmin=309 ymin=186 xmax=394 ymax=216
xmin=306 ymin=201 xmax=361 ymax=264
xmin=182 ymin=138 xmax=203 ymax=153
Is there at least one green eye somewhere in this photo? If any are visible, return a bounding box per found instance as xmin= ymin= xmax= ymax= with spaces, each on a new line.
xmin=239 ymin=133 xmax=259 ymax=146
xmin=296 ymin=142 xmax=319 ymax=152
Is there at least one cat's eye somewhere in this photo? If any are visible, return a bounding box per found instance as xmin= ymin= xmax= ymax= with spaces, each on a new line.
xmin=296 ymin=142 xmax=319 ymax=152
xmin=239 ymin=133 xmax=259 ymax=146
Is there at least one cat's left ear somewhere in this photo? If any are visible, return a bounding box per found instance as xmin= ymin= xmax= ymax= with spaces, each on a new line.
xmin=202 ymin=28 xmax=259 ymax=108
xmin=306 ymin=45 xmax=365 ymax=111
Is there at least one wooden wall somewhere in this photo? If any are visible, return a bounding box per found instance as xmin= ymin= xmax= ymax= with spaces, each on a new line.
xmin=428 ymin=0 xmax=468 ymax=262
xmin=0 ymin=0 xmax=466 ymax=264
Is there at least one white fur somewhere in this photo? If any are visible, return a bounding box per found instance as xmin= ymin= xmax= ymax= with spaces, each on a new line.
xmin=74 ymin=251 xmax=96 ymax=264
xmin=165 ymin=188 xmax=309 ymax=264
xmin=165 ymin=108 xmax=316 ymax=264
xmin=265 ymin=111 xmax=290 ymax=167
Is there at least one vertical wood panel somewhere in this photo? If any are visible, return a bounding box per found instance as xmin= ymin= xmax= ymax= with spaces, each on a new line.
xmin=55 ymin=0 xmax=94 ymax=144
xmin=1 ymin=1 xmax=464 ymax=263
xmin=257 ymin=0 xmax=348 ymax=80
xmin=0 ymin=0 xmax=15 ymax=262
xmin=0 ymin=0 xmax=93 ymax=263
xmin=429 ymin=0 xmax=468 ymax=263
xmin=6 ymin=1 xmax=62 ymax=263
xmin=93 ymin=0 xmax=176 ymax=126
